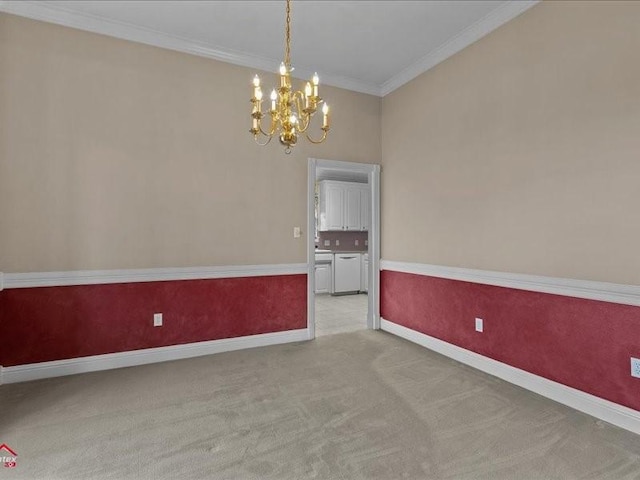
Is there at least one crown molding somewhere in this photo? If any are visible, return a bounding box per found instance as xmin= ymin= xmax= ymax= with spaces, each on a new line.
xmin=381 ymin=260 xmax=640 ymax=307
xmin=0 ymin=0 xmax=540 ymax=97
xmin=0 ymin=0 xmax=381 ymax=96
xmin=380 ymin=0 xmax=540 ymax=96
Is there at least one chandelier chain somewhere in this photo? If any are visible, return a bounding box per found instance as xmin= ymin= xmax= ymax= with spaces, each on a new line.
xmin=285 ymin=0 xmax=291 ymax=67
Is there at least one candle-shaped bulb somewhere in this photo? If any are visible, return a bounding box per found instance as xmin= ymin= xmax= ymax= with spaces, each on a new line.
xmin=252 ymin=75 xmax=261 ymax=100
xmin=290 ymin=114 xmax=298 ymax=125
xmin=322 ymin=103 xmax=329 ymax=128
xmin=305 ymin=82 xmax=312 ymax=97
xmin=270 ymin=89 xmax=277 ymax=111
xmin=312 ymin=72 xmax=319 ymax=86
xmin=279 ymin=62 xmax=287 ymax=75
xmin=322 ymin=103 xmax=329 ymax=115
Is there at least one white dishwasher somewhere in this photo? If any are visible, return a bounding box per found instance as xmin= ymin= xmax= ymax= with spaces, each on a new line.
xmin=333 ymin=253 xmax=362 ymax=294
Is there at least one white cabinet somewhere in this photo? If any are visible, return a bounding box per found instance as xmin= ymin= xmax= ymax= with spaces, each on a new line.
xmin=333 ymin=253 xmax=362 ymax=293
xmin=323 ymin=183 xmax=344 ymax=231
xmin=315 ymin=264 xmax=331 ymax=294
xmin=319 ymin=181 xmax=369 ymax=232
xmin=344 ymin=187 xmax=361 ymax=231
xmin=359 ymin=186 xmax=370 ymax=232
xmin=314 ymin=253 xmax=333 ymax=294
xmin=361 ymin=253 xmax=369 ymax=293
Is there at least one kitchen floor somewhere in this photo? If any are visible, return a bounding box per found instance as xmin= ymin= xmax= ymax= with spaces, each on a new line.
xmin=315 ymin=293 xmax=368 ymax=337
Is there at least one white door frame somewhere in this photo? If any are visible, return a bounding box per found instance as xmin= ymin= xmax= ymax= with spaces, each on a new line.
xmin=307 ymin=158 xmax=381 ymax=339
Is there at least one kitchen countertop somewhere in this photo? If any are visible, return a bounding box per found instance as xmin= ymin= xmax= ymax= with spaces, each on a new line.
xmin=314 ymin=250 xmax=369 ymax=266
xmin=315 ymin=250 xmax=366 ymax=254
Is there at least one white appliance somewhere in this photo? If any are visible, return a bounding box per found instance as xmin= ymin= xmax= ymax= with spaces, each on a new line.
xmin=333 ymin=253 xmax=362 ymax=294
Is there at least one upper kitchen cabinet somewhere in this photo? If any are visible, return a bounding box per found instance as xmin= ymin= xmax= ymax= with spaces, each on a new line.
xmin=321 ymin=181 xmax=344 ymax=231
xmin=344 ymin=187 xmax=361 ymax=231
xmin=319 ymin=180 xmax=369 ymax=232
xmin=359 ymin=186 xmax=370 ymax=232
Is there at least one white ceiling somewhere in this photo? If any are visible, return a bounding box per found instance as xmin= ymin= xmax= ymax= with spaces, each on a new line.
xmin=0 ymin=0 xmax=538 ymax=96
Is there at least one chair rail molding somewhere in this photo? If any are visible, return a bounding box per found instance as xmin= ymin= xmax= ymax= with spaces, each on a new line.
xmin=381 ymin=260 xmax=640 ymax=307
xmin=2 ymin=263 xmax=307 ymax=289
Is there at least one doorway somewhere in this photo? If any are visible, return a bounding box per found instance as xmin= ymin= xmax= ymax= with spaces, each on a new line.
xmin=306 ymin=158 xmax=381 ymax=339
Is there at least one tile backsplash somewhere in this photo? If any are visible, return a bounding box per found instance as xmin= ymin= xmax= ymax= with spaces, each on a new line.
xmin=316 ymin=231 xmax=368 ymax=251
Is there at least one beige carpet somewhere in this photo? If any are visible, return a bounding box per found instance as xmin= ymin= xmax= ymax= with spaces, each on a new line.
xmin=1 ymin=330 xmax=640 ymax=479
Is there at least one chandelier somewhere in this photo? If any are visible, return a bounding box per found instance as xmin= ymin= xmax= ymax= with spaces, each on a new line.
xmin=250 ymin=0 xmax=330 ymax=154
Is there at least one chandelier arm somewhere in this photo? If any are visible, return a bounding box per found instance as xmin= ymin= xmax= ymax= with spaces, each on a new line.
xmin=298 ymin=116 xmax=310 ymax=134
xmin=257 ymin=125 xmax=272 ymax=137
xmin=305 ymin=129 xmax=328 ymax=144
xmin=254 ymin=133 xmax=273 ymax=146
xmin=292 ymin=89 xmax=306 ymax=104
xmin=299 ymin=114 xmax=312 ymax=134
xmin=258 ymin=114 xmax=277 ymax=137
xmin=292 ymin=93 xmax=311 ymax=133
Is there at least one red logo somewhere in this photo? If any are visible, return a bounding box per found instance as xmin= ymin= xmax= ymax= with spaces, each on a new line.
xmin=0 ymin=444 xmax=17 ymax=468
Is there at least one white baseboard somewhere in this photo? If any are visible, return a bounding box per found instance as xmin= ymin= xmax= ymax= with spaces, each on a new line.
xmin=0 ymin=328 xmax=311 ymax=384
xmin=380 ymin=319 xmax=640 ymax=436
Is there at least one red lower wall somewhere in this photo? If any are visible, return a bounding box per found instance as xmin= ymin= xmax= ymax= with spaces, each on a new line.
xmin=381 ymin=270 xmax=640 ymax=412
xmin=0 ymin=274 xmax=307 ymax=367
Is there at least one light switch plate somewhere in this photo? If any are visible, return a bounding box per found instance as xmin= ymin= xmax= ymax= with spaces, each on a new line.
xmin=475 ymin=317 xmax=483 ymax=333
xmin=154 ymin=313 xmax=163 ymax=327
xmin=324 ymin=240 xmax=330 ymax=246
xmin=293 ymin=226 xmax=301 ymax=238
xmin=335 ymin=240 xmax=340 ymax=246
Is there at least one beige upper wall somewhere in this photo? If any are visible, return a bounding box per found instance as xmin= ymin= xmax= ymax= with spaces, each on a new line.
xmin=0 ymin=13 xmax=381 ymax=273
xmin=381 ymin=1 xmax=640 ymax=285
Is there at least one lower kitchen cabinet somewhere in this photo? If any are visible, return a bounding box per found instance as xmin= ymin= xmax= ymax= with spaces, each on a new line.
xmin=314 ymin=263 xmax=332 ymax=294
xmin=361 ymin=254 xmax=369 ymax=292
